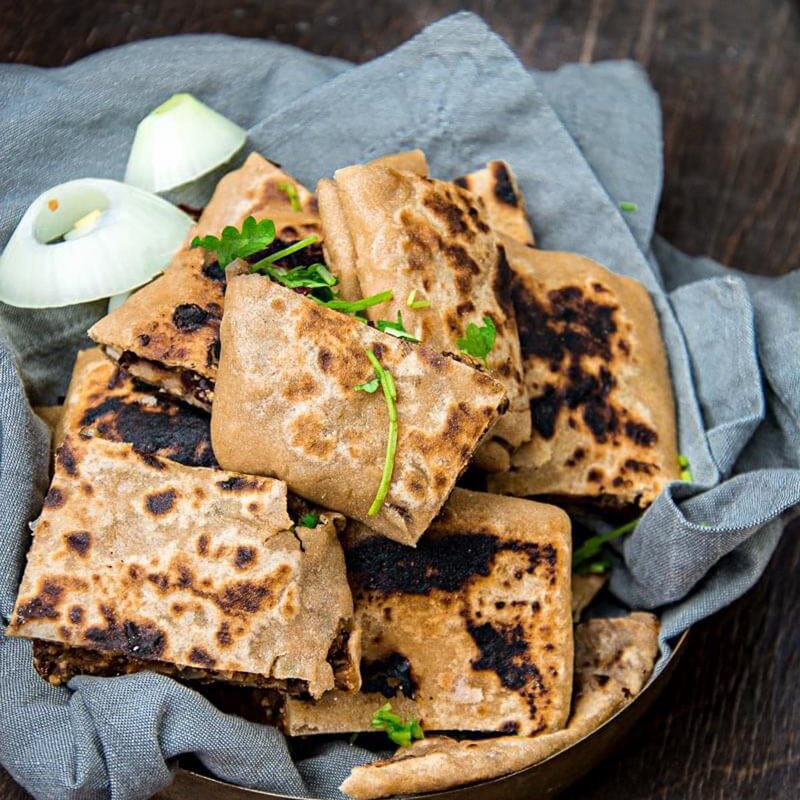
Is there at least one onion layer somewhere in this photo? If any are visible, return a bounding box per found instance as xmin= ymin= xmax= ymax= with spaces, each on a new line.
xmin=0 ymin=179 xmax=191 ymax=308
xmin=124 ymin=93 xmax=247 ymax=193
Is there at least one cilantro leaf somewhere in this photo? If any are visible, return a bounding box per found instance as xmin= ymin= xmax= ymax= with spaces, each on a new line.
xmin=457 ymin=315 xmax=497 ymax=366
xmin=573 ymin=518 xmax=639 ymax=571
xmin=619 ymin=201 xmax=638 ymax=212
xmin=376 ymin=312 xmax=421 ymax=343
xmin=354 ymin=378 xmax=380 ymax=393
xmin=277 ymin=181 xmax=302 ymax=212
xmin=299 ymin=511 xmax=319 ymax=528
xmin=678 ymin=454 xmax=693 ymax=482
xmin=371 ymin=702 xmax=424 ymax=748
xmin=191 ymin=216 xmax=276 ymax=267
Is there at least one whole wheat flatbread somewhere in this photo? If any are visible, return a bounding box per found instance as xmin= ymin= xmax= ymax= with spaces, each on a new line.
xmin=55 ymin=347 xmax=217 ymax=467
xmin=211 ymin=275 xmax=508 ymax=545
xmin=8 ymin=435 xmax=359 ymax=698
xmin=281 ymin=488 xmax=573 ymax=737
xmin=341 ymin=612 xmax=659 ymax=799
xmin=454 ymin=160 xmax=535 ymax=246
xmin=489 ymin=238 xmax=680 ymax=508
xmin=318 ymin=164 xmax=530 ymax=472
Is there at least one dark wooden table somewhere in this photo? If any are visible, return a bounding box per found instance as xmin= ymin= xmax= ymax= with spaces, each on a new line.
xmin=1 ymin=2 xmax=798 ymax=799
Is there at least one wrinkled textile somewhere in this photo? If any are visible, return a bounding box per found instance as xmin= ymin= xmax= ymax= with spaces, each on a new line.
xmin=0 ymin=13 xmax=797 ymax=800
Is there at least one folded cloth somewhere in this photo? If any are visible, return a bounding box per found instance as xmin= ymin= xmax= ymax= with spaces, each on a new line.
xmin=0 ymin=11 xmax=798 ymax=800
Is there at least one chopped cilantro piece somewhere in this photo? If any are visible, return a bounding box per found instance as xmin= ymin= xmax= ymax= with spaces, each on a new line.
xmin=457 ymin=315 xmax=497 ymax=366
xmin=277 ymin=181 xmax=302 ymax=212
xmin=406 ymin=289 xmax=431 ymax=310
xmin=619 ymin=201 xmax=638 ymax=212
xmin=250 ymin=234 xmax=319 ymax=271
xmin=376 ymin=312 xmax=421 ymax=343
xmin=678 ymin=454 xmax=693 ymax=482
xmin=299 ymin=511 xmax=319 ymax=528
xmin=573 ymin=518 xmax=639 ymax=571
xmin=361 ymin=350 xmax=398 ymax=517
xmin=191 ymin=216 xmax=276 ymax=266
xmin=354 ymin=378 xmax=380 ymax=393
xmin=323 ymin=290 xmax=394 ymax=316
xmin=371 ymin=702 xmax=424 ymax=748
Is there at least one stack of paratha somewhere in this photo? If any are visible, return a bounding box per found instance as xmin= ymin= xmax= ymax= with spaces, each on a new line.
xmin=14 ymin=148 xmax=677 ymax=798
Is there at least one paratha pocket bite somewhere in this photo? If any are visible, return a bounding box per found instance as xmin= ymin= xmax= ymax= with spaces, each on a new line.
xmin=8 ymin=435 xmax=359 ymax=699
xmin=490 ymin=238 xmax=680 ymax=508
xmin=281 ymin=488 xmax=573 ymax=737
xmin=318 ymin=163 xmax=530 ymax=473
xmin=210 ymin=274 xmax=508 ymax=545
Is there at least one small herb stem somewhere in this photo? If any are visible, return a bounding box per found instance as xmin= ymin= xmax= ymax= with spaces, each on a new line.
xmin=572 ymin=518 xmax=640 ymax=568
xmin=325 ymin=289 xmax=393 ymax=313
xmin=250 ymin=234 xmax=318 ymax=271
xmin=364 ymin=350 xmax=398 ymax=517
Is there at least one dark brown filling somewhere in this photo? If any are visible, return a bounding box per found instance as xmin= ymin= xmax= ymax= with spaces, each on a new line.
xmin=116 ymin=350 xmax=215 ymax=409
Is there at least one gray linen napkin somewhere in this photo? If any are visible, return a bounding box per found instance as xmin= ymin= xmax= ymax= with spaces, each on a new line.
xmin=1 ymin=12 xmax=798 ymax=800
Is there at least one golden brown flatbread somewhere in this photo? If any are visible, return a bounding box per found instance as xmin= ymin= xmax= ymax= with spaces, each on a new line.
xmin=340 ymin=613 xmax=660 ymax=799
xmin=571 ymin=572 xmax=609 ymax=622
xmin=8 ymin=435 xmax=359 ymax=698
xmin=281 ymin=488 xmax=573 ymax=737
xmin=318 ymin=164 xmax=530 ymax=472
xmin=454 ymin=160 xmax=535 ymax=246
xmin=55 ymin=347 xmax=216 ymax=467
xmin=89 ymin=154 xmax=322 ymax=409
xmin=210 ymin=274 xmax=508 ymax=545
xmin=489 ymin=239 xmax=680 ymax=507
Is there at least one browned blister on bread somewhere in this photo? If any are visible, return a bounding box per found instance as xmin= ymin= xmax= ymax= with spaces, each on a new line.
xmin=281 ymin=488 xmax=573 ymax=737
xmin=55 ymin=347 xmax=216 ymax=468
xmin=211 ymin=275 xmax=508 ymax=545
xmin=489 ymin=239 xmax=680 ymax=508
xmin=8 ymin=435 xmax=359 ymax=698
xmin=318 ymin=164 xmax=530 ymax=472
xmin=340 ymin=613 xmax=660 ymax=800
xmin=454 ymin=160 xmax=535 ymax=246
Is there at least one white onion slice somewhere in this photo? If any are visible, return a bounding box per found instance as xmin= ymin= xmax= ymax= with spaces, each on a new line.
xmin=107 ymin=290 xmax=132 ymax=314
xmin=0 ymin=179 xmax=192 ymax=308
xmin=124 ymin=93 xmax=247 ymax=193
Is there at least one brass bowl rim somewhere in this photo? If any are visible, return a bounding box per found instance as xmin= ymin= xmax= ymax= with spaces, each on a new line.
xmin=176 ymin=629 xmax=689 ymax=800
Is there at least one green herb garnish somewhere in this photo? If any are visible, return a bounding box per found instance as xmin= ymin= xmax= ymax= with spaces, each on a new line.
xmin=577 ymin=555 xmax=613 ymax=576
xmin=324 ymin=290 xmax=394 ymax=316
xmin=678 ymin=454 xmax=693 ymax=482
xmin=371 ymin=702 xmax=424 ymax=748
xmin=573 ymin=518 xmax=639 ymax=571
xmin=277 ymin=181 xmax=302 ymax=212
xmin=249 ymin=234 xmax=319 ymax=271
xmin=354 ymin=377 xmax=380 ymax=393
xmin=376 ymin=312 xmax=421 ymax=343
xmin=361 ymin=350 xmax=398 ymax=517
xmin=457 ymin=315 xmax=496 ymax=366
xmin=406 ymin=289 xmax=431 ymax=310
xmin=191 ymin=216 xmax=277 ymax=267
xmin=299 ymin=511 xmax=319 ymax=528
xmin=619 ymin=201 xmax=638 ymax=212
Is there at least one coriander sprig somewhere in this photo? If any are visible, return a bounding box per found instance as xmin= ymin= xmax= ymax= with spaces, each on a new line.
xmin=371 ymin=702 xmax=424 ymax=748
xmin=457 ymin=315 xmax=496 ymax=366
xmin=192 ymin=216 xmax=277 ymax=267
xmin=572 ymin=518 xmax=639 ymax=572
xmin=298 ymin=511 xmax=319 ymax=529
xmin=325 ymin=290 xmax=394 ymax=316
xmin=359 ymin=350 xmax=398 ymax=517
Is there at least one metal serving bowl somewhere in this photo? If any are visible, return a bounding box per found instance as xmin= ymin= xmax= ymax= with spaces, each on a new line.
xmin=156 ymin=631 xmax=687 ymax=800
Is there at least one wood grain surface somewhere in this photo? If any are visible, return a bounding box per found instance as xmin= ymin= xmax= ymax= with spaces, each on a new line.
xmin=1 ymin=1 xmax=798 ymax=799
